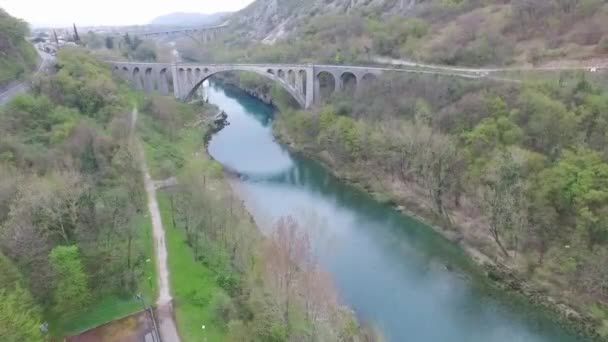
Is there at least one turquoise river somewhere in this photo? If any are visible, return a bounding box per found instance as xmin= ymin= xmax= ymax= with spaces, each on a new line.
xmin=205 ymin=82 xmax=589 ymax=342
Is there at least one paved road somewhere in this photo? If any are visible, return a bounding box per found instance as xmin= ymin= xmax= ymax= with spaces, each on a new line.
xmin=0 ymin=48 xmax=54 ymax=105
xmin=372 ymin=56 xmax=608 ymax=76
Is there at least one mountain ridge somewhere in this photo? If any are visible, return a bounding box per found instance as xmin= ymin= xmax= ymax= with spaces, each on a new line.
xmin=228 ymin=0 xmax=608 ymax=67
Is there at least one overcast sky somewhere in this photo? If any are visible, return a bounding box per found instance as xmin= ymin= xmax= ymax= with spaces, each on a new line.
xmin=0 ymin=0 xmax=254 ymax=27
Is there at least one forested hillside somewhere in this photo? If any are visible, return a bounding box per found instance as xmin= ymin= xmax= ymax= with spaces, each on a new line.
xmin=197 ymin=0 xmax=608 ymax=66
xmin=0 ymin=9 xmax=37 ymax=86
xmin=0 ymin=49 xmax=156 ymax=339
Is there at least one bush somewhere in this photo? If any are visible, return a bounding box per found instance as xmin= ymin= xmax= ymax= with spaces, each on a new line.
xmin=208 ymin=292 xmax=236 ymax=329
xmin=215 ymin=272 xmax=240 ymax=296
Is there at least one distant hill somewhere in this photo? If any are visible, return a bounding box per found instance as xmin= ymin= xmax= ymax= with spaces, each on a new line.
xmin=150 ymin=12 xmax=230 ymax=27
xmin=0 ymin=8 xmax=37 ymax=86
xmin=229 ymin=0 xmax=608 ymax=67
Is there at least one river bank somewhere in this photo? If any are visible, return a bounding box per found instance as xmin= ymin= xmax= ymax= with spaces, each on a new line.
xmin=284 ymin=134 xmax=601 ymax=338
xmin=274 ymin=114 xmax=604 ymax=341
xmin=208 ymin=77 xmax=604 ymax=340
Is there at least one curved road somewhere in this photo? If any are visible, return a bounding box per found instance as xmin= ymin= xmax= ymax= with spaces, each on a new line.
xmin=0 ymin=48 xmax=54 ymax=105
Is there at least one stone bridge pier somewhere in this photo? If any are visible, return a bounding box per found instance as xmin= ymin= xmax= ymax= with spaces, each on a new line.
xmin=110 ymin=62 xmax=387 ymax=109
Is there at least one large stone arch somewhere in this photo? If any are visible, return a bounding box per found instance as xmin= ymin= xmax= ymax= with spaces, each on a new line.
xmin=183 ymin=66 xmax=307 ymax=108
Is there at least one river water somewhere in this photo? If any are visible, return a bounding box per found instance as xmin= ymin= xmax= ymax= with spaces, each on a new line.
xmin=205 ymin=82 xmax=587 ymax=342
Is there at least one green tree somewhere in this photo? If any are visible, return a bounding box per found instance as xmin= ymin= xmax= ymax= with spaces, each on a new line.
xmin=515 ymin=88 xmax=578 ymax=156
xmin=49 ymin=245 xmax=91 ymax=316
xmin=0 ymin=287 xmax=43 ymax=341
xmin=540 ymin=148 xmax=608 ymax=249
xmin=0 ymin=253 xmax=43 ymax=341
xmin=482 ymin=150 xmax=526 ymax=257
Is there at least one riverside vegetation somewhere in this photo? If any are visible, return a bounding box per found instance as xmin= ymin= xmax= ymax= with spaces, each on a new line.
xmin=207 ymin=69 xmax=608 ymax=339
xmin=138 ymin=92 xmax=379 ymax=341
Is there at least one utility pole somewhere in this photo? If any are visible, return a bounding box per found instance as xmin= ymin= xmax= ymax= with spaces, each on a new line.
xmin=53 ymin=29 xmax=59 ymax=46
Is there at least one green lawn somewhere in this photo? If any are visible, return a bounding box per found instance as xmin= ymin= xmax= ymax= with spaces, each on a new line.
xmin=52 ymin=212 xmax=158 ymax=337
xmin=157 ymin=192 xmax=227 ymax=341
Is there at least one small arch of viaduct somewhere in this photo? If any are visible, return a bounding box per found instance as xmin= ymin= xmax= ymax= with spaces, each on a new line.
xmin=111 ymin=62 xmax=384 ymax=109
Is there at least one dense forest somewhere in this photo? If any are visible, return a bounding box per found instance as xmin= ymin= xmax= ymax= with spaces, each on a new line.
xmin=0 ymin=48 xmax=155 ymax=339
xmin=0 ymin=8 xmax=37 ymax=86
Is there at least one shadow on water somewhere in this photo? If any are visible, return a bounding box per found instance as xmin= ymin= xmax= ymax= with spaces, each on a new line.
xmin=221 ymin=84 xmax=274 ymax=126
xmin=205 ymin=82 xmax=591 ymax=342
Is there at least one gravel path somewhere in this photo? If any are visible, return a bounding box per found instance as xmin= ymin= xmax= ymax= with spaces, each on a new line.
xmin=133 ymin=108 xmax=181 ymax=342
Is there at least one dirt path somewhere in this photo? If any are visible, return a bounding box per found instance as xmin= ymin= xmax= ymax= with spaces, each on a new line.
xmin=132 ymin=108 xmax=181 ymax=342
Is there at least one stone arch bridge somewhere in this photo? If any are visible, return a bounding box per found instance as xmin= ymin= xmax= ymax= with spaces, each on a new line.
xmin=110 ymin=62 xmax=480 ymax=109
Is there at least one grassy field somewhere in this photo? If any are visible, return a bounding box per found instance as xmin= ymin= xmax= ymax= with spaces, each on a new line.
xmin=157 ymin=192 xmax=228 ymax=341
xmin=52 ymin=212 xmax=158 ymax=337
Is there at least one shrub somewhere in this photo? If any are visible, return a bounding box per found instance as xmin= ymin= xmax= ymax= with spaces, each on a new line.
xmin=209 ymin=292 xmax=236 ymax=328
